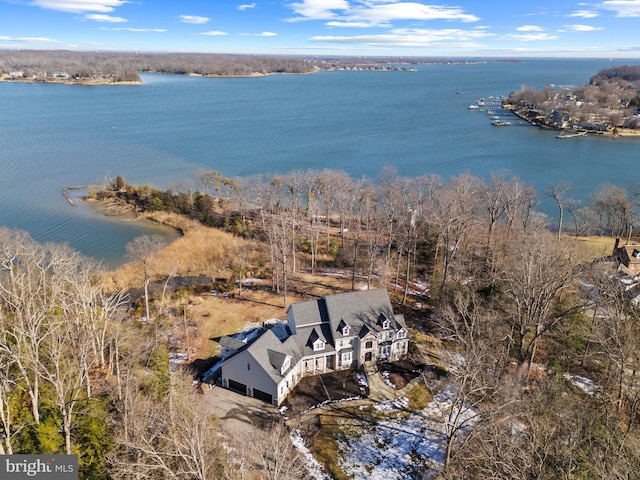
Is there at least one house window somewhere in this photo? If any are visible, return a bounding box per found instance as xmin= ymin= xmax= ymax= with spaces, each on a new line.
xmin=341 ymin=352 xmax=352 ymax=364
xmin=365 ymin=340 xmax=373 ymax=349
xmin=314 ymin=339 xmax=325 ymax=351
xmin=382 ymin=319 xmax=390 ymax=330
xmin=397 ymin=330 xmax=406 ymax=339
xmin=342 ymin=325 xmax=350 ymax=336
xmin=247 ymin=362 xmax=251 ymax=371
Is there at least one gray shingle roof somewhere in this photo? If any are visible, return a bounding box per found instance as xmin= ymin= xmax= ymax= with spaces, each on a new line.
xmin=221 ymin=289 xmax=404 ymax=385
xmin=324 ymin=288 xmax=407 ymax=334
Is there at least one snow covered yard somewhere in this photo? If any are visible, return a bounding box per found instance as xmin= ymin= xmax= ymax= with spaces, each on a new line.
xmin=337 ymin=397 xmax=445 ymax=479
xmin=294 ymin=384 xmax=471 ymax=480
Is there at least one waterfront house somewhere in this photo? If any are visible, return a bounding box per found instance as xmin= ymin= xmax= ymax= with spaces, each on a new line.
xmin=613 ymin=238 xmax=640 ymax=277
xmin=217 ymin=288 xmax=409 ymax=405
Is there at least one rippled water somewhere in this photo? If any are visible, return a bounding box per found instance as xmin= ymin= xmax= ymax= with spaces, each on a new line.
xmin=0 ymin=58 xmax=638 ymax=265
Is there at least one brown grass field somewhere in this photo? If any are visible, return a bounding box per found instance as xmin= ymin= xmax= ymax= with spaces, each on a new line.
xmin=570 ymin=235 xmax=618 ymax=259
xmin=103 ymin=212 xmax=362 ymax=361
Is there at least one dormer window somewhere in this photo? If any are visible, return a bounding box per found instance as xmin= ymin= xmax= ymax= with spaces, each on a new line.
xmin=313 ymin=338 xmax=325 ymax=351
xmin=397 ymin=329 xmax=406 ymax=339
xmin=338 ymin=319 xmax=350 ymax=337
xmin=382 ymin=319 xmax=390 ymax=330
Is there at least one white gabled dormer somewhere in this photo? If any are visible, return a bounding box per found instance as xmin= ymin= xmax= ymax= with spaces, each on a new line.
xmin=308 ymin=327 xmax=327 ymax=352
xmin=337 ymin=319 xmax=351 ymax=337
xmin=377 ymin=313 xmax=390 ymax=330
xmin=396 ymin=328 xmax=407 ymax=339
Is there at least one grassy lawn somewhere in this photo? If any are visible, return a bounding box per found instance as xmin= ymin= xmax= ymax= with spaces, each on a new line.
xmin=569 ymin=235 xmax=618 ymax=260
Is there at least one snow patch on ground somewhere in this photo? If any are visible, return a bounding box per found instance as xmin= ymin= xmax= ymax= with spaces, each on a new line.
xmin=381 ymin=370 xmax=396 ymax=388
xmin=336 ymin=387 xmax=477 ymax=479
xmin=339 ymin=404 xmax=444 ymax=479
xmin=564 ymin=373 xmax=602 ymax=395
xmin=291 ymin=429 xmax=331 ymax=480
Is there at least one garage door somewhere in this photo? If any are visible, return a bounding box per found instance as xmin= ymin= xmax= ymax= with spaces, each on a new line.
xmin=252 ymin=388 xmax=273 ymax=404
xmin=228 ymin=379 xmax=247 ymax=395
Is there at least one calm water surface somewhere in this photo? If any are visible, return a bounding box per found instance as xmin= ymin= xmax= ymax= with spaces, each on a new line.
xmin=1 ymin=59 xmax=639 ymax=265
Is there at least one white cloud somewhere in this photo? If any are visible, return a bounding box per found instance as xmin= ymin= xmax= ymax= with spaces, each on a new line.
xmin=201 ymin=31 xmax=229 ymax=36
xmin=288 ymin=0 xmax=349 ymax=20
xmin=24 ymin=36 xmax=64 ymax=43
xmin=563 ymin=24 xmax=603 ymax=31
xmin=179 ymin=15 xmax=210 ymax=24
xmin=109 ymin=27 xmax=166 ymax=32
xmin=0 ymin=35 xmax=63 ymax=43
xmin=84 ymin=13 xmax=126 ymax=22
xmin=238 ymin=3 xmax=256 ymax=10
xmin=27 ymin=0 xmax=127 ymax=13
xmin=288 ymin=0 xmax=480 ymax=23
xmin=567 ymin=9 xmax=599 ymax=18
xmin=600 ymin=0 xmax=640 ymax=17
xmin=311 ymin=26 xmax=492 ymax=47
xmin=516 ymin=25 xmax=544 ymax=31
xmin=326 ymin=21 xmax=381 ymax=27
xmin=240 ymin=31 xmax=278 ymax=36
xmin=501 ymin=33 xmax=559 ymax=42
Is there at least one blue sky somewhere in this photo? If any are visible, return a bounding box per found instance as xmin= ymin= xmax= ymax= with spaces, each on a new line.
xmin=1 ymin=0 xmax=640 ymax=57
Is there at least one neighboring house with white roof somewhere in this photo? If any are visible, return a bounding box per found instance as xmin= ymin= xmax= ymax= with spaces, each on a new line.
xmin=217 ymin=288 xmax=409 ymax=405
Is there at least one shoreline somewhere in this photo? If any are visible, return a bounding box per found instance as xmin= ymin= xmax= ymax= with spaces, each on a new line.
xmin=0 ymin=76 xmax=142 ymax=86
xmin=508 ymin=107 xmax=640 ymax=137
xmin=0 ymin=69 xmax=318 ymax=86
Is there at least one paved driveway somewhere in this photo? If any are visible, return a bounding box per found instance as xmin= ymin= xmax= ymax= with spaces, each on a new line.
xmin=202 ymin=384 xmax=281 ymax=436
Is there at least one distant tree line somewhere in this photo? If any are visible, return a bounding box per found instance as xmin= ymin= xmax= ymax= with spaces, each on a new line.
xmin=595 ymin=64 xmax=640 ymax=82
xmin=0 ymin=50 xmax=496 ymax=84
xmin=0 ymin=50 xmax=317 ymax=83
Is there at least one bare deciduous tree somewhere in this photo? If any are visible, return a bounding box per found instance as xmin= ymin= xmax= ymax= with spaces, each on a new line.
xmin=498 ymin=227 xmax=587 ymax=381
xmin=126 ymin=234 xmax=167 ymax=326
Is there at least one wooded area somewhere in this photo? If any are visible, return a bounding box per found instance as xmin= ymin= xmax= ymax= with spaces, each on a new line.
xmin=4 ymin=166 xmax=640 ymax=478
xmin=0 ymin=50 xmax=477 ymax=84
xmin=0 ymin=50 xmax=317 ymax=83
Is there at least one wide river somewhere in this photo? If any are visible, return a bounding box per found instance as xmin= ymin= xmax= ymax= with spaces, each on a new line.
xmin=1 ymin=58 xmax=639 ymax=266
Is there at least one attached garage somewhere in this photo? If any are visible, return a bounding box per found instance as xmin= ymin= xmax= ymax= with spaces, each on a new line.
xmin=228 ymin=379 xmax=247 ymax=395
xmin=252 ymin=388 xmax=273 ymax=404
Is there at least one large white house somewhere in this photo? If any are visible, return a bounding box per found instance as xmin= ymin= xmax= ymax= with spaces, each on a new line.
xmin=217 ymin=288 xmax=409 ymax=405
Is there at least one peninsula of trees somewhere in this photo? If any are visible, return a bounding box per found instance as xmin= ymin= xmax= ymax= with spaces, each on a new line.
xmin=0 ymin=50 xmax=487 ymax=84
xmin=0 ymin=50 xmax=318 ymax=84
xmin=504 ymin=64 xmax=640 ymax=134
